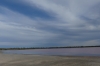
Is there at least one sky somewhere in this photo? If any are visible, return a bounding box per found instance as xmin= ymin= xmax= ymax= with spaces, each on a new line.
xmin=0 ymin=0 xmax=100 ymax=48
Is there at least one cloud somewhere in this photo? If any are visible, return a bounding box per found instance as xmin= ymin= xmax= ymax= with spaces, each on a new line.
xmin=22 ymin=0 xmax=100 ymax=45
xmin=0 ymin=0 xmax=100 ymax=47
xmin=0 ymin=6 xmax=58 ymax=47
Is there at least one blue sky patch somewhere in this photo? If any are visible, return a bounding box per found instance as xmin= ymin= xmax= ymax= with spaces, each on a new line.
xmin=0 ymin=0 xmax=54 ymax=20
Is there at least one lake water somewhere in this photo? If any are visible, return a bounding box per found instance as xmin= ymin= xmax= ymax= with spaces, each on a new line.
xmin=2 ymin=47 xmax=100 ymax=56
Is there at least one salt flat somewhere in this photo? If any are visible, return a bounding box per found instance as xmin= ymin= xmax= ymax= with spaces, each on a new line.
xmin=0 ymin=53 xmax=100 ymax=66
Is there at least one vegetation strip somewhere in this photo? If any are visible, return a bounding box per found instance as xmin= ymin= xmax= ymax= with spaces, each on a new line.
xmin=0 ymin=46 xmax=100 ymax=50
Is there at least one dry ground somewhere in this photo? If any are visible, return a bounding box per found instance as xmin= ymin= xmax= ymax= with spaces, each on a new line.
xmin=0 ymin=53 xmax=100 ymax=66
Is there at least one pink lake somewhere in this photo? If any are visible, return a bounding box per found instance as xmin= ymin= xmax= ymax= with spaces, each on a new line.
xmin=3 ymin=47 xmax=100 ymax=56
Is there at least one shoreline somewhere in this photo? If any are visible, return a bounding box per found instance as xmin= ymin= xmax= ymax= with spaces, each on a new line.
xmin=0 ymin=53 xmax=100 ymax=66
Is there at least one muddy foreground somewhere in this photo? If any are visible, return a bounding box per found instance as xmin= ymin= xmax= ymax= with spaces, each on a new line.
xmin=0 ymin=53 xmax=100 ymax=66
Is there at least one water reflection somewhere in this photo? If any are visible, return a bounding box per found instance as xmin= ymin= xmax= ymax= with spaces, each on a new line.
xmin=3 ymin=47 xmax=100 ymax=56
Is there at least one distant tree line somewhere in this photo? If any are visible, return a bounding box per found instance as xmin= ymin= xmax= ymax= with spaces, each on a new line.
xmin=0 ymin=45 xmax=100 ymax=50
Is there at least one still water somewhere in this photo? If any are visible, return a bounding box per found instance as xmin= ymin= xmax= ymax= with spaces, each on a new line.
xmin=2 ymin=47 xmax=100 ymax=56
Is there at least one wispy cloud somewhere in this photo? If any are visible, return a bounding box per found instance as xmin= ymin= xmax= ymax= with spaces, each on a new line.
xmin=0 ymin=0 xmax=100 ymax=47
xmin=0 ymin=6 xmax=58 ymax=47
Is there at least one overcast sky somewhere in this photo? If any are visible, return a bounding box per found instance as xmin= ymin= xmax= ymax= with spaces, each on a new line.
xmin=0 ymin=0 xmax=100 ymax=48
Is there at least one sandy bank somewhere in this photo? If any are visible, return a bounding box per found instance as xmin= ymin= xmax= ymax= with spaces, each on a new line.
xmin=0 ymin=53 xmax=100 ymax=66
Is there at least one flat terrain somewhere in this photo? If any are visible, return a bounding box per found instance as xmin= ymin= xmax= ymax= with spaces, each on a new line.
xmin=0 ymin=53 xmax=100 ymax=66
